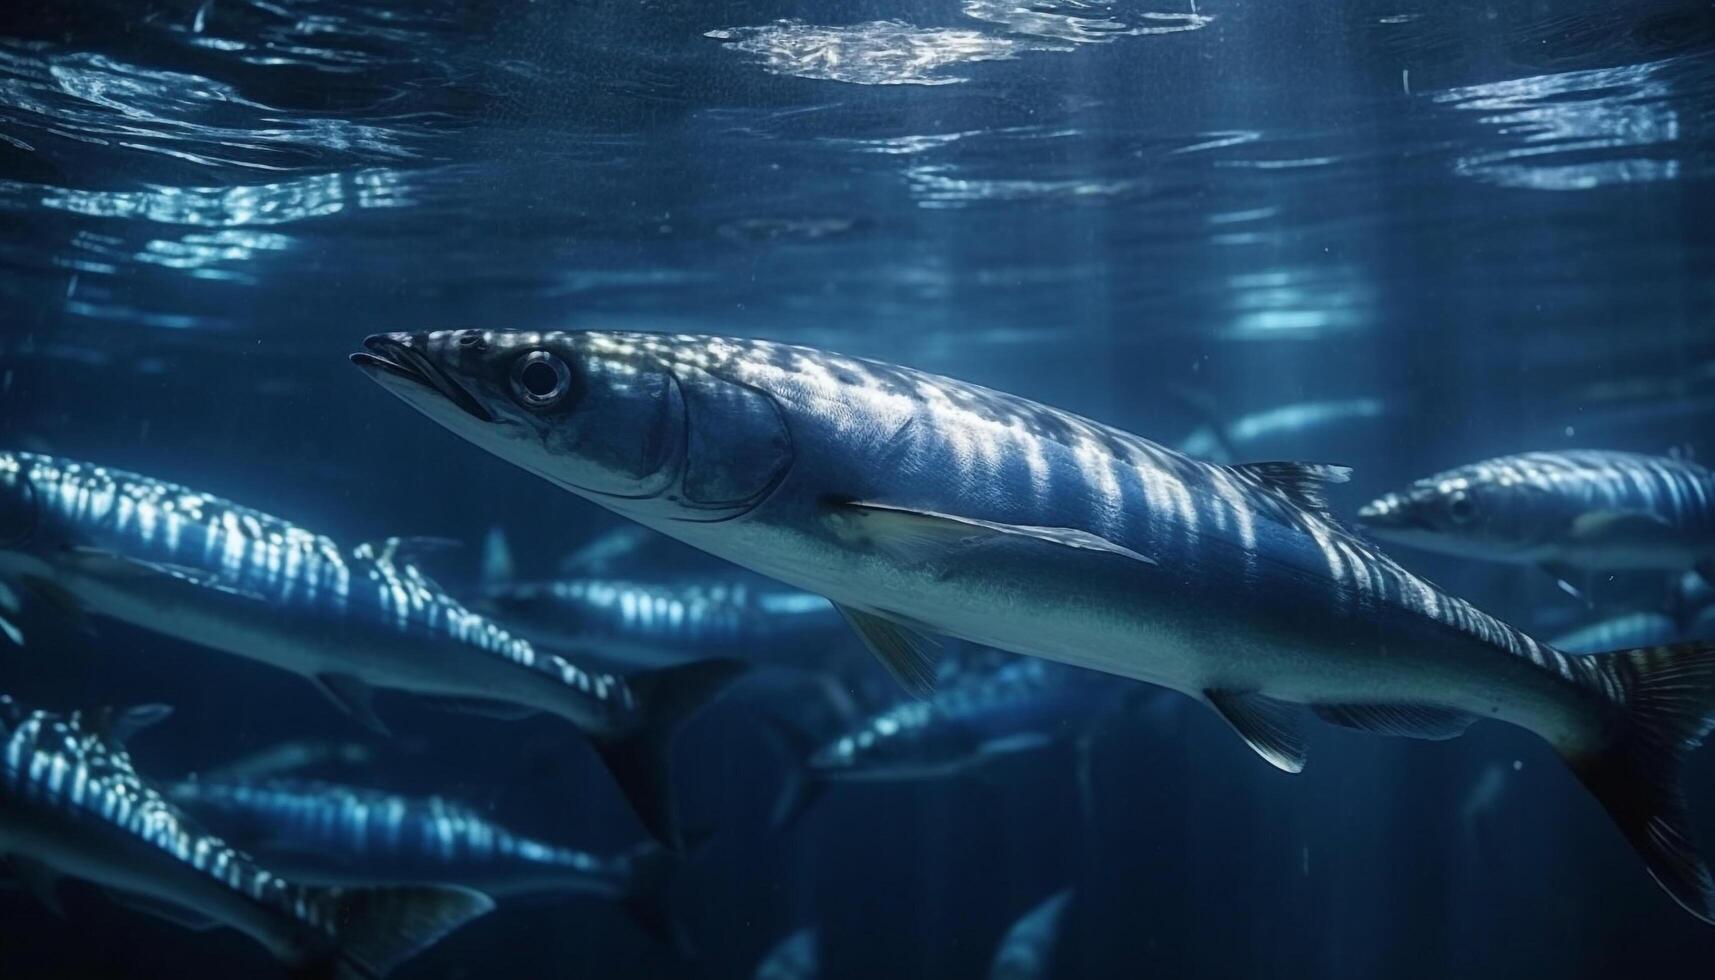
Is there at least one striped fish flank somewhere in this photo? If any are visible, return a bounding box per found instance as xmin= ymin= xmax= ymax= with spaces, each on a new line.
xmin=0 ymin=695 xmax=491 ymax=974
xmin=352 ymin=328 xmax=1715 ymax=923
xmin=167 ymin=777 xmax=662 ymax=901
xmin=477 ymin=574 xmax=848 ymax=670
xmin=1358 ymin=450 xmax=1715 ymax=575
xmin=0 ymin=450 xmax=747 ymax=849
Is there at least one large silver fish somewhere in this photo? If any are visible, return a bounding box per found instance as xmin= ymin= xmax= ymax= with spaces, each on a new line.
xmin=352 ymin=329 xmax=1715 ymax=922
xmin=0 ymin=451 xmax=743 ymax=848
xmin=1356 ymin=450 xmax=1715 ymax=584
xmin=0 ymin=695 xmax=491 ymax=977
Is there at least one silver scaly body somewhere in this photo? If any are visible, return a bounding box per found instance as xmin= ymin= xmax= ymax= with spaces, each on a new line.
xmin=352 ymin=328 xmax=1715 ymax=922
xmin=0 ymin=696 xmax=490 ymax=974
xmin=0 ymin=451 xmax=745 ymax=849
xmin=1358 ymin=450 xmax=1715 ymax=574
xmin=169 ymin=778 xmax=650 ymax=900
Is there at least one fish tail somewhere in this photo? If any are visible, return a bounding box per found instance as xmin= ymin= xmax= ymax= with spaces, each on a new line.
xmin=620 ymin=834 xmax=709 ymax=959
xmin=291 ymin=884 xmax=493 ymax=980
xmin=592 ymin=659 xmax=746 ymax=851
xmin=753 ymin=712 xmax=824 ymax=832
xmin=1566 ymin=640 xmax=1715 ymax=923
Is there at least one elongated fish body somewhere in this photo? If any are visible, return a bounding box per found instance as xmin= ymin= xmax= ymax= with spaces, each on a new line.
xmin=1357 ymin=450 xmax=1715 ymax=575
xmin=1551 ymin=613 xmax=1686 ymax=656
xmin=478 ymin=575 xmax=849 ymax=670
xmin=168 ymin=778 xmax=657 ymax=900
xmin=354 ymin=329 xmax=1715 ymax=922
xmin=806 ymin=658 xmax=1105 ymax=784
xmin=0 ymin=696 xmax=491 ymax=975
xmin=989 ymin=889 xmax=1073 ymax=980
xmin=0 ymin=452 xmax=638 ymax=733
xmin=0 ymin=451 xmax=744 ymax=848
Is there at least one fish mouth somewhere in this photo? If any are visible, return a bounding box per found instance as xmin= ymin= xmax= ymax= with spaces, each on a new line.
xmin=351 ymin=334 xmax=496 ymax=424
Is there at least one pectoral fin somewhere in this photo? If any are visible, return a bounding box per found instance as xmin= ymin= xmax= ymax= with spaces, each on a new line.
xmin=312 ymin=674 xmax=390 ymax=736
xmin=837 ymin=502 xmax=1156 ymax=568
xmin=0 ymin=612 xmax=21 ymax=646
xmin=834 ymin=604 xmax=941 ymax=698
xmin=1542 ymin=562 xmax=1591 ymax=605
xmin=1205 ymin=690 xmax=1306 ymax=773
xmin=104 ymin=890 xmax=219 ymax=931
xmin=1312 ymin=702 xmax=1475 ymax=740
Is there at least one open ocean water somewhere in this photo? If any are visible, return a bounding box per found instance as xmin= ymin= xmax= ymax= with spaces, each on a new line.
xmin=2 ymin=1 xmax=1715 ymax=977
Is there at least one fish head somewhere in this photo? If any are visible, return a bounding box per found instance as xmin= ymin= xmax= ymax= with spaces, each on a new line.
xmin=353 ymin=330 xmax=794 ymax=523
xmin=0 ymin=453 xmax=42 ymax=549
xmin=1355 ymin=465 xmax=1564 ymax=561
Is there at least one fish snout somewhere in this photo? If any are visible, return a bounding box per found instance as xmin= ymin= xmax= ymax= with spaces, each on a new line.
xmin=351 ymin=332 xmax=497 ymax=423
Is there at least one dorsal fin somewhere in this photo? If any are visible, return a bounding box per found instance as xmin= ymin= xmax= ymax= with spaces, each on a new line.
xmin=1229 ymin=461 xmax=1352 ymax=515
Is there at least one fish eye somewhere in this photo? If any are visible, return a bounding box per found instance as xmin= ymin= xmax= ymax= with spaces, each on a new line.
xmin=1446 ymin=489 xmax=1476 ymax=524
xmin=510 ymin=351 xmax=573 ymax=408
xmin=457 ymin=333 xmax=487 ymax=351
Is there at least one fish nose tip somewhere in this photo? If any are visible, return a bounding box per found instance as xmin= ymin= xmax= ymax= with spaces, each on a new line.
xmin=362 ymin=331 xmax=415 ymax=354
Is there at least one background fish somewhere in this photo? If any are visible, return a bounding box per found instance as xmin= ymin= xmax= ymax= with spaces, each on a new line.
xmin=1357 ymin=450 xmax=1715 ymax=587
xmin=0 ymin=694 xmax=491 ymax=977
xmin=0 ymin=451 xmax=743 ymax=849
xmin=168 ymin=777 xmax=682 ymax=946
xmin=988 ymin=888 xmax=1074 ymax=980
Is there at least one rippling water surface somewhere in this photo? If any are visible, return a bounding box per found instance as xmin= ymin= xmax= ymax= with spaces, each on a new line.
xmin=2 ymin=1 xmax=1714 ymax=977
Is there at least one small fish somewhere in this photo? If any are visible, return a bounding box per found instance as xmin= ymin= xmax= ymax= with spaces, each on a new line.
xmin=1357 ymin=451 xmax=1715 ymax=588
xmin=989 ymin=889 xmax=1074 ymax=980
xmin=477 ymin=574 xmax=851 ymax=672
xmin=168 ymin=777 xmax=680 ymax=945
xmin=199 ymin=740 xmax=379 ymax=783
xmin=353 ymin=329 xmax=1715 ymax=922
xmin=0 ymin=695 xmax=491 ymax=976
xmin=0 ymin=451 xmax=744 ymax=848
xmin=1176 ymin=395 xmax=1387 ymax=463
xmin=557 ymin=525 xmax=659 ymax=576
xmin=1551 ymin=612 xmax=1686 ymax=656
xmin=760 ymin=658 xmax=1119 ymax=830
xmin=752 ymin=925 xmax=819 ymax=980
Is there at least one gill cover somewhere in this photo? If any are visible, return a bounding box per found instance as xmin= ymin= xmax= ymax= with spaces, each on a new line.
xmin=669 ymin=362 xmax=792 ymax=518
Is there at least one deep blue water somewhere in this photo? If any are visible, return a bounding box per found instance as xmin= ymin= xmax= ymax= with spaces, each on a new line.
xmin=3 ymin=0 xmax=1715 ymax=977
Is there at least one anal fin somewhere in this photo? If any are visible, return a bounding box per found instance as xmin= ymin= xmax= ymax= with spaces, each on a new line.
xmin=834 ymin=604 xmax=941 ymax=698
xmin=1312 ymin=702 xmax=1475 ymax=740
xmin=1205 ymin=690 xmax=1306 ymax=773
xmin=313 ymin=674 xmax=390 ymax=737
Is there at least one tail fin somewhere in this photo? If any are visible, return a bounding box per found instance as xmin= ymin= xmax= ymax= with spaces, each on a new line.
xmin=1567 ymin=640 xmax=1715 ymax=922
xmin=592 ymin=659 xmax=746 ymax=851
xmin=620 ymin=833 xmax=710 ymax=960
xmin=299 ymin=885 xmax=492 ymax=980
xmin=754 ymin=713 xmax=825 ymax=832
